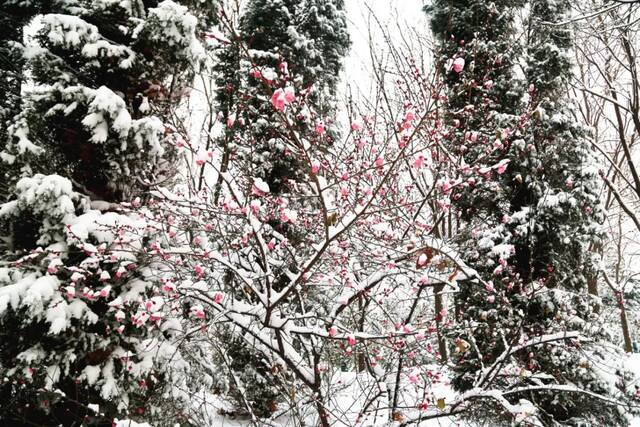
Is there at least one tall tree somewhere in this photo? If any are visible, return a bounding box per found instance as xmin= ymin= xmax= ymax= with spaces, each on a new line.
xmin=0 ymin=0 xmax=216 ymax=424
xmin=428 ymin=0 xmax=631 ymax=424
xmin=236 ymin=0 xmax=350 ymax=193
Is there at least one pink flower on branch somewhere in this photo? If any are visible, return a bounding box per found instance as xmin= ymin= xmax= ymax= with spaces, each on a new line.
xmin=452 ymin=57 xmax=465 ymax=73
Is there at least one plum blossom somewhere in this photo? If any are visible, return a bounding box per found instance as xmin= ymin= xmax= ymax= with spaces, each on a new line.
xmin=280 ymin=208 xmax=298 ymax=223
xmin=270 ymin=89 xmax=286 ymax=111
xmin=347 ymin=334 xmax=357 ymax=346
xmin=226 ymin=113 xmax=236 ymax=128
xmin=270 ymin=86 xmax=295 ymax=111
xmin=311 ymin=160 xmax=321 ymax=174
xmin=252 ymin=178 xmax=270 ymax=195
xmin=494 ymin=159 xmax=510 ymax=174
xmin=48 ymin=258 xmax=63 ymax=274
xmin=452 ymin=57 xmax=465 ymax=73
xmin=196 ymin=149 xmax=212 ymax=166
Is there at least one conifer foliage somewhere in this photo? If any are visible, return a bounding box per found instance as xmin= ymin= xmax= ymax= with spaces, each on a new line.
xmin=428 ymin=0 xmax=631 ymax=424
xmin=0 ymin=0 xmax=215 ymax=424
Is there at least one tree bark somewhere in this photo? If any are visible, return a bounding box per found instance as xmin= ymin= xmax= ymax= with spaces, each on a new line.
xmin=434 ymin=283 xmax=448 ymax=363
xmin=618 ymin=292 xmax=633 ymax=353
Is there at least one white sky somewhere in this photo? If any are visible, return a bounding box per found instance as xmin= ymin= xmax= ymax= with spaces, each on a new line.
xmin=342 ymin=0 xmax=429 ymax=100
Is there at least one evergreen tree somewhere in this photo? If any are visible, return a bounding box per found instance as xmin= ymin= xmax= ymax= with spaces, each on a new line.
xmin=0 ymin=1 xmax=216 ymax=423
xmin=428 ymin=0 xmax=631 ymax=424
xmin=0 ymin=1 xmax=47 ymax=199
xmin=236 ymin=0 xmax=350 ymax=193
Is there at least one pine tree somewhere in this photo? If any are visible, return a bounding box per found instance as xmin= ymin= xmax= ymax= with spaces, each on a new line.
xmin=428 ymin=0 xmax=631 ymax=424
xmin=0 ymin=1 xmax=215 ymax=423
xmin=0 ymin=1 xmax=44 ymax=199
xmin=234 ymin=0 xmax=350 ymax=194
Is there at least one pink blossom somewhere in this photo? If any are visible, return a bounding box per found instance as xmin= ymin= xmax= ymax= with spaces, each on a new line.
xmin=226 ymin=113 xmax=236 ymax=128
xmin=311 ymin=160 xmax=321 ymax=174
xmin=99 ymin=270 xmax=110 ymax=281
xmin=484 ymin=80 xmax=494 ymax=90
xmin=279 ymin=61 xmax=288 ymax=74
xmin=194 ymin=264 xmax=205 ymax=278
xmin=214 ymin=293 xmax=224 ymax=304
xmin=70 ymin=272 xmax=84 ymax=283
xmin=417 ymin=253 xmax=428 ymax=267
xmin=250 ymin=200 xmax=261 ymax=214
xmin=47 ymin=259 xmax=62 ymax=274
xmin=351 ymin=121 xmax=361 ymax=131
xmin=115 ymin=266 xmax=127 ymax=279
xmin=494 ymin=159 xmax=510 ymax=174
xmin=65 ymin=286 xmax=76 ymax=298
xmin=284 ymin=86 xmax=295 ymax=103
xmin=280 ymin=208 xmax=298 ymax=223
xmin=408 ymin=372 xmax=419 ymax=384
xmin=250 ymin=69 xmax=261 ymax=79
xmin=404 ymin=110 xmax=416 ymax=123
xmin=374 ymin=156 xmax=384 ymax=168
xmin=267 ymin=238 xmax=276 ymax=251
xmin=452 ymin=57 xmax=465 ymax=73
xmin=565 ymin=177 xmax=574 ymax=189
xmin=99 ymin=286 xmax=111 ymax=298
xmin=270 ymin=88 xmax=287 ymax=111
xmin=315 ymin=121 xmax=326 ymax=135
xmin=328 ymin=326 xmax=338 ymax=337
xmin=196 ymin=149 xmax=211 ymax=166
xmin=116 ymin=325 xmax=125 ymax=334
xmin=413 ymin=155 xmax=425 ymax=168
xmin=347 ymin=334 xmax=357 ymax=346
xmin=252 ymin=178 xmax=270 ymax=195
xmin=195 ymin=309 xmax=205 ymax=320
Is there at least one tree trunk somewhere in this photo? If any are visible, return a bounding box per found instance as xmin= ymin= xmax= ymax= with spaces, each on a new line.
xmin=434 ymin=283 xmax=448 ymax=363
xmin=587 ymin=243 xmax=601 ymax=314
xmin=618 ymin=292 xmax=633 ymax=353
xmin=315 ymin=398 xmax=330 ymax=427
